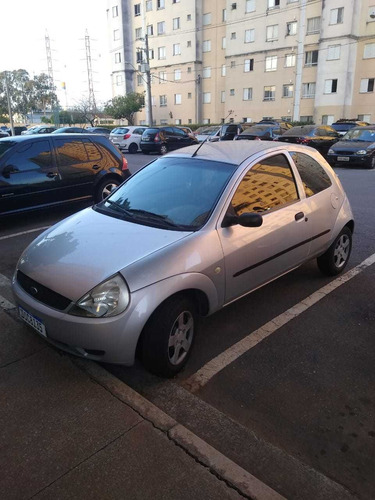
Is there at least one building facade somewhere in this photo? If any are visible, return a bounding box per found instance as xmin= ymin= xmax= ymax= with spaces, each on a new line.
xmin=106 ymin=0 xmax=375 ymax=125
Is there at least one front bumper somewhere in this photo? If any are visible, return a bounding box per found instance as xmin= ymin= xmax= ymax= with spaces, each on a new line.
xmin=327 ymin=154 xmax=373 ymax=167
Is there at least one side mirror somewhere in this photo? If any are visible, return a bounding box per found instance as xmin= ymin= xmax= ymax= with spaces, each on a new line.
xmin=222 ymin=212 xmax=263 ymax=228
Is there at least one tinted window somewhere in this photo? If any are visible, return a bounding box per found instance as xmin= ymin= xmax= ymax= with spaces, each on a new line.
xmin=55 ymin=139 xmax=88 ymax=165
xmin=83 ymin=139 xmax=102 ymax=161
xmin=174 ymin=128 xmax=187 ymax=137
xmin=133 ymin=128 xmax=145 ymax=135
xmin=344 ymin=128 xmax=375 ymax=142
xmin=283 ymin=126 xmax=315 ymax=136
xmin=143 ymin=128 xmax=158 ymax=137
xmin=6 ymin=140 xmax=52 ymax=172
xmin=0 ymin=141 xmax=16 ymax=160
xmin=113 ymin=128 xmax=129 ymax=134
xmin=290 ymin=151 xmax=332 ymax=197
xmin=231 ymin=154 xmax=298 ymax=215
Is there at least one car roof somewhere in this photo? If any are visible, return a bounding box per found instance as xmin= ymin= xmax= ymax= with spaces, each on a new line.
xmin=0 ymin=133 xmax=101 ymax=143
xmin=164 ymin=140 xmax=307 ymax=165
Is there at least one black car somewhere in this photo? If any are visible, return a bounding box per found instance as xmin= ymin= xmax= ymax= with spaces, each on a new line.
xmin=140 ymin=126 xmax=198 ymax=154
xmin=256 ymin=119 xmax=293 ymax=129
xmin=218 ymin=123 xmax=243 ymax=141
xmin=51 ymin=127 xmax=88 ymax=134
xmin=85 ymin=127 xmax=112 ymax=137
xmin=6 ymin=126 xmax=28 ymax=136
xmin=235 ymin=124 xmax=288 ymax=141
xmin=331 ymin=120 xmax=369 ymax=136
xmin=0 ymin=134 xmax=130 ymax=216
xmin=277 ymin=125 xmax=340 ymax=156
xmin=327 ymin=126 xmax=375 ymax=169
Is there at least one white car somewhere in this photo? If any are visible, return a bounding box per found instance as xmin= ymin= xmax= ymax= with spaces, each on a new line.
xmin=109 ymin=126 xmax=148 ymax=153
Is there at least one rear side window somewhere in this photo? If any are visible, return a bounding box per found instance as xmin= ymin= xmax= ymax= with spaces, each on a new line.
xmin=231 ymin=154 xmax=299 ymax=215
xmin=83 ymin=139 xmax=102 ymax=161
xmin=55 ymin=139 xmax=88 ymax=165
xmin=113 ymin=128 xmax=129 ymax=134
xmin=5 ymin=140 xmax=52 ymax=172
xmin=290 ymin=151 xmax=332 ymax=197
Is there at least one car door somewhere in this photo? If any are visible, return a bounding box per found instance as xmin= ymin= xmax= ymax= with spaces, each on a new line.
xmin=52 ymin=137 xmax=101 ymax=199
xmin=217 ymin=153 xmax=311 ymax=304
xmin=174 ymin=127 xmax=191 ymax=148
xmin=0 ymin=138 xmax=60 ymax=214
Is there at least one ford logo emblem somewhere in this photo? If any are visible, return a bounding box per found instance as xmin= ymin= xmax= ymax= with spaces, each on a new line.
xmin=30 ymin=286 xmax=38 ymax=296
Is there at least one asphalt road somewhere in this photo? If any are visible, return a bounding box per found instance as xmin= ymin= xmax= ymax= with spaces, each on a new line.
xmin=1 ymin=152 xmax=374 ymax=499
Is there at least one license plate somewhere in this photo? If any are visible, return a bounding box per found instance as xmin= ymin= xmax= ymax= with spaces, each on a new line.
xmin=337 ymin=156 xmax=350 ymax=161
xmin=19 ymin=306 xmax=47 ymax=337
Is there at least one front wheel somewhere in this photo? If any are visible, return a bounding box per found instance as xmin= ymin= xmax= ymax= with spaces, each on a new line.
xmin=141 ymin=295 xmax=197 ymax=377
xmin=95 ymin=177 xmax=121 ymax=202
xmin=317 ymin=227 xmax=352 ymax=276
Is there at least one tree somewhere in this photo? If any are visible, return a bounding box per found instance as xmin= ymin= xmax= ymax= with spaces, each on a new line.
xmin=104 ymin=92 xmax=145 ymax=125
xmin=72 ymin=97 xmax=98 ymax=126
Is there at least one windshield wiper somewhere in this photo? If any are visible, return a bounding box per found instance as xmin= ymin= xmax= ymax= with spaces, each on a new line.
xmin=104 ymin=199 xmax=133 ymax=217
xmin=127 ymin=208 xmax=180 ymax=228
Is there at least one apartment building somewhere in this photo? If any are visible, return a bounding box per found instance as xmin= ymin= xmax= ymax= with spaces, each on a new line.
xmin=106 ymin=0 xmax=375 ymax=125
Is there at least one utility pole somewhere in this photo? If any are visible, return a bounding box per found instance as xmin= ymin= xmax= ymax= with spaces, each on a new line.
xmin=144 ymin=34 xmax=153 ymax=126
xmin=4 ymin=72 xmax=14 ymax=136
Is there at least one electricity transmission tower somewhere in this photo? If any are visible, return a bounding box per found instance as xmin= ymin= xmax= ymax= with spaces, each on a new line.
xmin=45 ymin=31 xmax=59 ymax=125
xmin=85 ymin=30 xmax=97 ymax=116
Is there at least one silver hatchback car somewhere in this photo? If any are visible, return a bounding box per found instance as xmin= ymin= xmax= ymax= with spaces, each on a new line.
xmin=12 ymin=142 xmax=354 ymax=377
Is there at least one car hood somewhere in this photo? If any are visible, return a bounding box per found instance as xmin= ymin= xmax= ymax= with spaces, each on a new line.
xmin=17 ymin=207 xmax=192 ymax=301
xmin=331 ymin=140 xmax=374 ymax=151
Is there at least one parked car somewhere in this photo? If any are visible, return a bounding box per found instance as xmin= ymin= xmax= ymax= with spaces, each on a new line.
xmin=109 ymin=126 xmax=148 ymax=153
xmin=140 ymin=126 xmax=198 ymax=154
xmin=0 ymin=134 xmax=130 ymax=216
xmin=6 ymin=126 xmax=28 ymax=136
xmin=85 ymin=127 xmax=112 ymax=137
xmin=21 ymin=126 xmax=57 ymax=135
xmin=0 ymin=129 xmax=9 ymax=138
xmin=219 ymin=123 xmax=243 ymax=141
xmin=327 ymin=126 xmax=375 ymax=169
xmin=257 ymin=119 xmax=293 ymax=129
xmin=277 ymin=125 xmax=340 ymax=156
xmin=235 ymin=124 xmax=288 ymax=141
xmin=51 ymin=127 xmax=87 ymax=134
xmin=331 ymin=120 xmax=369 ymax=136
xmin=12 ymin=141 xmax=353 ymax=377
xmin=194 ymin=126 xmax=221 ymax=142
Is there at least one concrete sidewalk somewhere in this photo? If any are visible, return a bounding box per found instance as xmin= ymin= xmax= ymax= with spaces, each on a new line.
xmin=0 ymin=309 xmax=283 ymax=500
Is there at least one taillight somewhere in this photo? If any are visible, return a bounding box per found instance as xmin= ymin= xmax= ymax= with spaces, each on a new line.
xmin=298 ymin=137 xmax=310 ymax=144
xmin=254 ymin=137 xmax=261 ymax=141
xmin=123 ymin=134 xmax=131 ymax=139
xmin=154 ymin=133 xmax=160 ymax=143
xmin=122 ymin=157 xmax=128 ymax=171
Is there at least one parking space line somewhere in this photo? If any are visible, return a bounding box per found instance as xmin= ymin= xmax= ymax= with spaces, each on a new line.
xmin=183 ymin=253 xmax=375 ymax=393
xmin=0 ymin=226 xmax=50 ymax=241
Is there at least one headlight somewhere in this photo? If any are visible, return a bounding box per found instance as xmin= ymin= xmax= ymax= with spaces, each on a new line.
xmin=327 ymin=149 xmax=334 ymax=155
xmin=69 ymin=274 xmax=130 ymax=318
xmin=356 ymin=150 xmax=367 ymax=155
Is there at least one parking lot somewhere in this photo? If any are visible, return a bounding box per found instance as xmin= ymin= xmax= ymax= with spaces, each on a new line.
xmin=1 ymin=155 xmax=374 ymax=499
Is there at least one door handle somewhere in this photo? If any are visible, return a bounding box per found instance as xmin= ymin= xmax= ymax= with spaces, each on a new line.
xmin=92 ymin=164 xmax=100 ymax=170
xmin=46 ymin=172 xmax=58 ymax=178
xmin=295 ymin=212 xmax=305 ymax=221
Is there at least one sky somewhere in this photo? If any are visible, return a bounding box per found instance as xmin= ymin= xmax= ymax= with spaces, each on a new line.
xmin=2 ymin=0 xmax=112 ymax=108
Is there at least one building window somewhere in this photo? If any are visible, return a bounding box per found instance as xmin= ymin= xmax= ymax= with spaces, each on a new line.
xmin=222 ymin=64 xmax=226 ymax=76
xmin=146 ymin=25 xmax=153 ymax=36
xmin=245 ymin=29 xmax=255 ymax=43
xmin=159 ymin=71 xmax=167 ymax=83
xmin=112 ymin=6 xmax=118 ymax=17
xmin=231 ymin=61 xmax=236 ymax=68
xmin=302 ymin=82 xmax=316 ymax=98
xmin=230 ymin=89 xmax=235 ymax=96
xmin=231 ymin=32 xmax=237 ymax=39
xmin=265 ymin=55 xmax=277 ymax=71
xmin=244 ymin=58 xmax=254 ymax=72
xmin=137 ymin=74 xmax=143 ymax=86
xmin=158 ymin=46 xmax=166 ymax=59
xmin=266 ymin=25 xmax=278 ymax=41
xmin=246 ymin=0 xmax=255 ymax=13
xmin=307 ymin=17 xmax=320 ymax=34
xmin=285 ymin=54 xmax=296 ymax=67
xmin=203 ymin=13 xmax=212 ymax=25
xmin=187 ymin=67 xmax=192 ymax=73
xmin=324 ymin=79 xmax=338 ymax=93
xmin=358 ymin=114 xmax=371 ymax=122
xmin=157 ymin=21 xmax=165 ymax=35
xmin=305 ymin=50 xmax=318 ymax=66
xmin=175 ymin=94 xmax=182 ymax=105
xmin=267 ymin=0 xmax=280 ymax=9
xmin=157 ymin=0 xmax=165 ymax=9
xmin=175 ymin=119 xmax=182 ymax=125
xmin=360 ymin=78 xmax=374 ymax=93
xmin=173 ymin=0 xmax=180 ymax=3
xmin=174 ymin=69 xmax=181 ymax=80
xmin=149 ymin=49 xmax=154 ymax=60
xmin=327 ymin=45 xmax=340 ymax=60
xmin=243 ymin=88 xmax=253 ymax=100
xmin=364 ymin=43 xmax=375 ymax=59
xmin=173 ymin=43 xmax=181 ymax=55
xmin=203 ymin=40 xmax=211 ymax=52
xmin=113 ymin=29 xmax=120 ymax=41
xmin=203 ymin=67 xmax=211 ymax=78
xmin=286 ymin=21 xmax=297 ymax=36
xmin=283 ymin=84 xmax=293 ymax=97
xmin=115 ymin=52 xmax=121 ymax=64
xmin=116 ymin=75 xmax=123 ymax=86
xmin=160 ymin=95 xmax=167 ymax=106
xmin=187 ymin=14 xmax=192 ymax=21
xmin=330 ymin=7 xmax=344 ymax=24
xmin=188 ymin=93 xmax=192 ymax=99
xmin=134 ymin=3 xmax=141 ymax=16
xmin=222 ymin=9 xmax=227 ymax=21
xmin=135 ymin=27 xmax=143 ymax=39
xmin=221 ymin=91 xmax=226 ymax=102
xmin=322 ymin=115 xmax=334 ymax=125
xmin=146 ymin=0 xmax=152 ymax=10
xmin=264 ymin=86 xmax=276 ymax=101
xmin=203 ymin=92 xmax=211 ymax=104
xmin=136 ymin=51 xmax=143 ymax=64
xmin=173 ymin=17 xmax=180 ymax=30
xmin=300 ymin=116 xmax=313 ymax=124
xmin=187 ymin=40 xmax=191 ymax=47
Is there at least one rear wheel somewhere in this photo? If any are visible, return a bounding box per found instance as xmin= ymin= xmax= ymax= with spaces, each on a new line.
xmin=128 ymin=143 xmax=138 ymax=154
xmin=95 ymin=177 xmax=121 ymax=202
xmin=317 ymin=227 xmax=352 ymax=276
xmin=160 ymin=144 xmax=168 ymax=155
xmin=368 ymin=156 xmax=375 ymax=169
xmin=141 ymin=295 xmax=197 ymax=377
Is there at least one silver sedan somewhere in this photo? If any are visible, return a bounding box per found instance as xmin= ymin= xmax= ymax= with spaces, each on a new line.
xmin=12 ymin=142 xmax=354 ymax=377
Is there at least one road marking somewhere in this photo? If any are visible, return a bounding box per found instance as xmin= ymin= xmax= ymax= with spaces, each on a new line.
xmin=184 ymin=253 xmax=375 ymax=393
xmin=0 ymin=274 xmax=15 ymax=310
xmin=0 ymin=226 xmax=50 ymax=241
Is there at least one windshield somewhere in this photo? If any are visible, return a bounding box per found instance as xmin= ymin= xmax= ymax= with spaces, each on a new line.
xmin=342 ymin=128 xmax=375 ymax=142
xmin=200 ymin=127 xmax=220 ymax=135
xmin=100 ymin=157 xmax=236 ymax=230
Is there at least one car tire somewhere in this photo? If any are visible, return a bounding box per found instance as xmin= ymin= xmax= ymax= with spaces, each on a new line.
xmin=128 ymin=143 xmax=138 ymax=154
xmin=141 ymin=295 xmax=197 ymax=377
xmin=95 ymin=177 xmax=121 ymax=202
xmin=160 ymin=144 xmax=168 ymax=155
xmin=368 ymin=156 xmax=375 ymax=169
xmin=317 ymin=226 xmax=352 ymax=276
